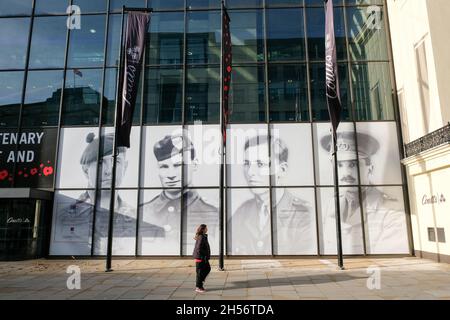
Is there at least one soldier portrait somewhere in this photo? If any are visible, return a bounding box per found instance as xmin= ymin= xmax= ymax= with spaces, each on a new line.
xmin=51 ymin=132 xmax=141 ymax=255
xmin=139 ymin=132 xmax=219 ymax=255
xmin=320 ymin=131 xmax=409 ymax=254
xmin=229 ymin=134 xmax=315 ymax=255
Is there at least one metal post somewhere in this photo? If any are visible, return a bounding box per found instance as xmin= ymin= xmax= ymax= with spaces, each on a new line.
xmin=333 ymin=133 xmax=344 ymax=270
xmin=106 ymin=5 xmax=126 ymax=272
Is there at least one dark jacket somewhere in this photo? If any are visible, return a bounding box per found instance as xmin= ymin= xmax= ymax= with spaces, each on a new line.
xmin=193 ymin=234 xmax=211 ymax=260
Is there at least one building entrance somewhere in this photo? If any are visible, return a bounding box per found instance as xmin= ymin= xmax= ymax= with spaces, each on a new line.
xmin=0 ymin=198 xmax=52 ymax=260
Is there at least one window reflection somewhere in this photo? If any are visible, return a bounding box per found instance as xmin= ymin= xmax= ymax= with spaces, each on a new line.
xmin=352 ymin=62 xmax=394 ymax=121
xmin=22 ymin=70 xmax=64 ymax=127
xmin=185 ymin=67 xmax=220 ymax=124
xmin=0 ymin=0 xmax=32 ymax=16
xmin=269 ymin=64 xmax=309 ymax=122
xmin=0 ymin=71 xmax=23 ymax=128
xmin=229 ymin=66 xmax=266 ymax=123
xmin=229 ymin=10 xmax=264 ymax=63
xmin=144 ymin=67 xmax=183 ymax=124
xmin=0 ymin=18 xmax=30 ymax=69
xmin=67 ymin=15 xmax=106 ymax=68
xmin=29 ymin=16 xmax=67 ymax=69
xmin=266 ymin=8 xmax=305 ymax=61
xmin=35 ymin=0 xmax=70 ymax=14
xmin=62 ymin=69 xmax=102 ymax=126
xmin=147 ymin=12 xmax=184 ymax=65
xmin=187 ymin=11 xmax=221 ymax=64
xmin=347 ymin=7 xmax=388 ymax=61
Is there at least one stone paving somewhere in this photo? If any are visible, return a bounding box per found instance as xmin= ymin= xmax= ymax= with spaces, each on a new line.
xmin=0 ymin=257 xmax=449 ymax=300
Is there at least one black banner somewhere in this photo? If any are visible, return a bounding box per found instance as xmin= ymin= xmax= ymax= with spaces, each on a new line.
xmin=325 ymin=0 xmax=342 ymax=135
xmin=117 ymin=12 xmax=150 ymax=148
xmin=0 ymin=128 xmax=57 ymax=188
xmin=222 ymin=4 xmax=232 ymax=142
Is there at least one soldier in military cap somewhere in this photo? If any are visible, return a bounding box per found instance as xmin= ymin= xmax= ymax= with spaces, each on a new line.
xmin=230 ymin=135 xmax=314 ymax=255
xmin=320 ymin=131 xmax=409 ymax=254
xmin=55 ymin=132 xmax=136 ymax=254
xmin=140 ymin=132 xmax=219 ymax=252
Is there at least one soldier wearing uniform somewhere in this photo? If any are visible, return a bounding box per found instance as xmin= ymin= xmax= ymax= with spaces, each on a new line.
xmin=320 ymin=131 xmax=409 ymax=254
xmin=140 ymin=133 xmax=219 ymax=253
xmin=231 ymin=135 xmax=315 ymax=255
xmin=54 ymin=133 xmax=138 ymax=254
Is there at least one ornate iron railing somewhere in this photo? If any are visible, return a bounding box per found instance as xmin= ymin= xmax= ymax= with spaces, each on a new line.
xmin=405 ymin=123 xmax=450 ymax=158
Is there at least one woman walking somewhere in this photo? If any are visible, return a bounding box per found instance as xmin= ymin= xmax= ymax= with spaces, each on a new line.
xmin=193 ymin=224 xmax=211 ymax=293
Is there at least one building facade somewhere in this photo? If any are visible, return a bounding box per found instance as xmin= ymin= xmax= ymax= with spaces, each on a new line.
xmin=387 ymin=0 xmax=450 ymax=263
xmin=0 ymin=0 xmax=412 ymax=259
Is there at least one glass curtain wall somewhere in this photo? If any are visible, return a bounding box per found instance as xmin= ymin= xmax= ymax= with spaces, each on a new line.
xmin=0 ymin=0 xmax=410 ymax=256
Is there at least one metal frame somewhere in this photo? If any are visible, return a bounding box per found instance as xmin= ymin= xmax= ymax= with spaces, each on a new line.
xmin=0 ymin=0 xmax=412 ymax=258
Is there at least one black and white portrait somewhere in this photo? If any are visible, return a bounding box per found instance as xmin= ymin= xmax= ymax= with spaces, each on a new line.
xmin=139 ymin=126 xmax=219 ymax=255
xmin=227 ymin=126 xmax=316 ymax=255
xmin=317 ymin=124 xmax=409 ymax=255
xmin=51 ymin=127 xmax=141 ymax=255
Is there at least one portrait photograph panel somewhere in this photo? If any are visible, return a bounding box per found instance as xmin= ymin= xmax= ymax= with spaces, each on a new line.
xmin=363 ymin=186 xmax=410 ymax=254
xmin=49 ymin=189 xmax=94 ymax=256
xmin=183 ymin=124 xmax=221 ymax=187
xmin=56 ymin=127 xmax=99 ymax=189
xmin=98 ymin=126 xmax=141 ymax=189
xmin=227 ymin=188 xmax=272 ymax=255
xmin=272 ymin=187 xmax=317 ymax=255
xmin=182 ymin=189 xmax=219 ymax=256
xmin=313 ymin=122 xmax=358 ymax=186
xmin=138 ymin=189 xmax=181 ymax=255
xmin=141 ymin=125 xmax=183 ymax=188
xmin=317 ymin=187 xmax=365 ymax=255
xmin=93 ymin=189 xmax=137 ymax=256
xmin=356 ymin=122 xmax=403 ymax=185
xmin=227 ymin=124 xmax=269 ymax=187
xmin=270 ymin=123 xmax=314 ymax=187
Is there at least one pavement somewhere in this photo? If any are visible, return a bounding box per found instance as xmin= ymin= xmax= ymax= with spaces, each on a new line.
xmin=0 ymin=257 xmax=449 ymax=300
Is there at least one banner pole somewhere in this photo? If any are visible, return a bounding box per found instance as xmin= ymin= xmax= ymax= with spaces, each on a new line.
xmin=106 ymin=5 xmax=126 ymax=272
xmin=218 ymin=0 xmax=225 ymax=272
xmin=333 ymin=132 xmax=344 ymax=270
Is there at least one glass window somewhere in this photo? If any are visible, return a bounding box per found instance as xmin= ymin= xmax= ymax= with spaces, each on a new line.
xmin=267 ymin=0 xmax=302 ymax=6
xmin=268 ymin=64 xmax=309 ymax=122
xmin=266 ymin=8 xmax=305 ymax=61
xmin=29 ymin=17 xmax=67 ymax=69
xmin=229 ymin=66 xmax=266 ymax=123
xmin=0 ymin=71 xmax=24 ymax=128
xmin=62 ymin=69 xmax=102 ymax=126
xmin=71 ymin=0 xmax=107 ymax=13
xmin=35 ymin=0 xmax=70 ymax=14
xmin=229 ymin=10 xmax=264 ymax=63
xmin=347 ymin=6 xmax=389 ymax=61
xmin=352 ymin=62 xmax=394 ymax=121
xmin=187 ymin=0 xmax=220 ymax=9
xmin=306 ymin=7 xmax=346 ymax=61
xmin=0 ymin=0 xmax=32 ymax=16
xmin=0 ymin=18 xmax=30 ymax=69
xmin=144 ymin=67 xmax=183 ymax=124
xmin=101 ymin=68 xmax=142 ymax=126
xmin=227 ymin=0 xmax=262 ymax=8
xmin=106 ymin=14 xmax=121 ymax=67
xmin=187 ymin=11 xmax=221 ymax=64
xmin=22 ymin=70 xmax=64 ymax=127
xmin=148 ymin=0 xmax=184 ymax=10
xmin=67 ymin=15 xmax=106 ymax=68
xmin=110 ymin=0 xmax=145 ymax=12
xmin=310 ymin=63 xmax=350 ymax=121
xmin=185 ymin=66 xmax=220 ymax=124
xmin=147 ymin=12 xmax=184 ymax=65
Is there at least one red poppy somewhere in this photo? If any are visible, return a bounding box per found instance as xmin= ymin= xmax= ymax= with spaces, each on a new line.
xmin=0 ymin=170 xmax=8 ymax=180
xmin=43 ymin=166 xmax=54 ymax=176
xmin=30 ymin=168 xmax=38 ymax=176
